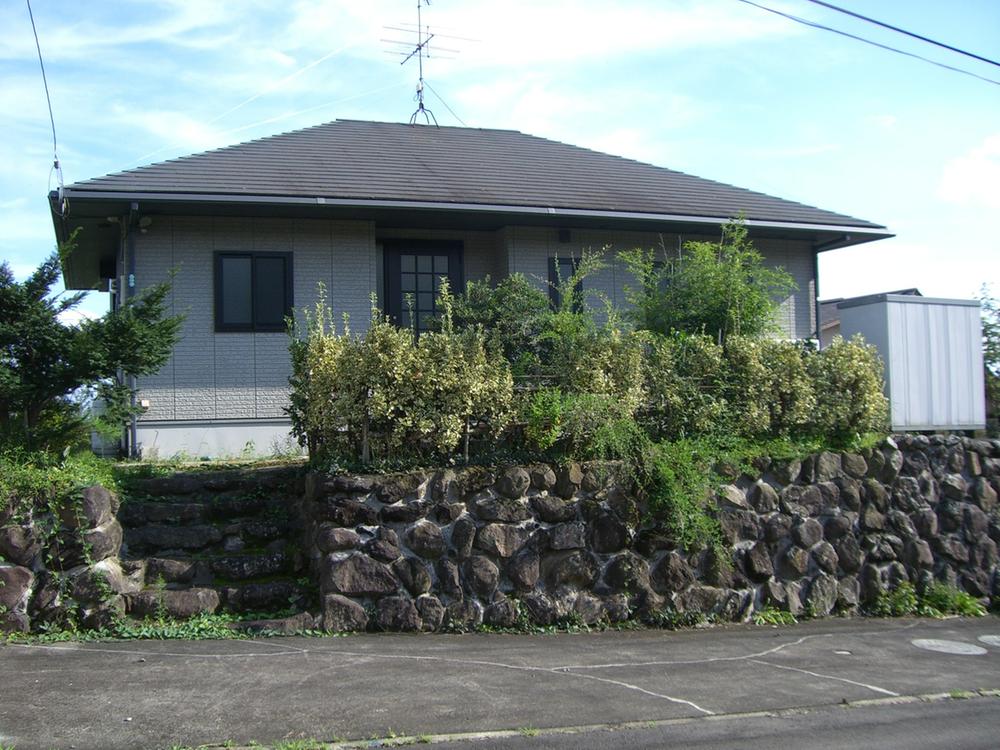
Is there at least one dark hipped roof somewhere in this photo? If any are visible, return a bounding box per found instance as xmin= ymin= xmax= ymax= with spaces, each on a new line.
xmin=65 ymin=119 xmax=884 ymax=230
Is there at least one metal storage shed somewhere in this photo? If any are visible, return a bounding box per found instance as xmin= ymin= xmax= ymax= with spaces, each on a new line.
xmin=838 ymin=293 xmax=986 ymax=432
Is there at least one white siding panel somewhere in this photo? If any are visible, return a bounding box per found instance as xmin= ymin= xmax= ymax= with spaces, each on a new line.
xmin=844 ymin=296 xmax=985 ymax=431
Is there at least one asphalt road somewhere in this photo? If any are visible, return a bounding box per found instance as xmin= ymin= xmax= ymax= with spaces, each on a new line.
xmin=431 ymin=698 xmax=1000 ymax=750
xmin=1 ymin=617 xmax=998 ymax=750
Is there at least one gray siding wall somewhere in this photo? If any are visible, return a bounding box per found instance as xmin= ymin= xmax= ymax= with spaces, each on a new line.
xmin=135 ymin=217 xmax=816 ymax=436
xmin=503 ymin=226 xmax=815 ymax=339
xmin=134 ymin=216 xmax=375 ymax=424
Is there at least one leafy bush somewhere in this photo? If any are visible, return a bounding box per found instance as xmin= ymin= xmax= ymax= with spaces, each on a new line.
xmin=642 ymin=334 xmax=822 ymax=442
xmin=641 ymin=333 xmax=726 ymax=440
xmin=808 ymin=335 xmax=889 ymax=441
xmin=523 ymin=389 xmax=647 ymax=464
xmin=753 ymin=606 xmax=798 ymax=626
xmin=620 ymin=218 xmax=796 ymax=343
xmin=451 ymin=274 xmax=549 ymax=376
xmin=288 ymin=284 xmax=513 ymax=466
xmin=524 ymin=387 xmax=565 ymax=453
xmin=757 ymin=338 xmax=816 ymax=436
xmin=719 ymin=335 xmax=773 ymax=437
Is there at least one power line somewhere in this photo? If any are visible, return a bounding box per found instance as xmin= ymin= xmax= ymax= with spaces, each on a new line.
xmin=424 ymin=81 xmax=467 ymax=126
xmin=736 ymin=0 xmax=1000 ymax=87
xmin=25 ymin=0 xmax=66 ymax=217
xmin=803 ymin=0 xmax=1000 ymax=70
xmin=25 ymin=0 xmax=57 ymax=158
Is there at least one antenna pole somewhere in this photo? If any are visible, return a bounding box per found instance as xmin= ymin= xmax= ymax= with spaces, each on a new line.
xmin=406 ymin=0 xmax=438 ymax=126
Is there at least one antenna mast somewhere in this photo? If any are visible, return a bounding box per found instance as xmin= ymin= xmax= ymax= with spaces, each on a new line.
xmin=403 ymin=0 xmax=437 ymax=125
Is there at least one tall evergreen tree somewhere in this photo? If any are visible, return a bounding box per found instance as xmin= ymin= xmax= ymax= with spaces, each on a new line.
xmin=0 ymin=239 xmax=183 ymax=453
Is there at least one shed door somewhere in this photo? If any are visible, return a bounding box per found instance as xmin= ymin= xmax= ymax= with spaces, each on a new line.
xmin=383 ymin=239 xmax=464 ymax=333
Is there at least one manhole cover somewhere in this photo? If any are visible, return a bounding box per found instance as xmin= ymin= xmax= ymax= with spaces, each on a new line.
xmin=911 ymin=639 xmax=987 ymax=656
xmin=978 ymin=635 xmax=1000 ymax=648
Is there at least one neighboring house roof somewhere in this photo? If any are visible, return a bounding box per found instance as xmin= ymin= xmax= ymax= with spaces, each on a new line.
xmin=52 ymin=120 xmax=893 ymax=288
xmin=820 ymin=288 xmax=922 ymax=333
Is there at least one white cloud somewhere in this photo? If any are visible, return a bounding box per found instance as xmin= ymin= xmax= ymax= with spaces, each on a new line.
xmin=938 ymin=133 xmax=1000 ymax=211
xmin=111 ymin=105 xmax=230 ymax=156
xmin=819 ymin=238 xmax=998 ymax=302
xmin=280 ymin=0 xmax=799 ymax=70
xmin=867 ymin=114 xmax=897 ymax=130
xmin=747 ymin=143 xmax=840 ymax=159
xmin=58 ymin=307 xmax=102 ymax=327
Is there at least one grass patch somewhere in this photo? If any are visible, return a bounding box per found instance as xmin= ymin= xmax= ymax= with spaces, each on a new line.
xmin=866 ymin=582 xmax=987 ymax=619
xmin=3 ymin=610 xmax=327 ymax=645
xmin=0 ymin=449 xmax=117 ymax=521
xmin=753 ymin=607 xmax=798 ymax=626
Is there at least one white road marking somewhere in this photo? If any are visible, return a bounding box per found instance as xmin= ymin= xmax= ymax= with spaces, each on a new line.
xmin=977 ymin=635 xmax=1000 ymax=649
xmin=562 ymin=671 xmax=715 ymax=715
xmin=912 ymin=639 xmax=988 ymax=656
xmin=552 ymin=634 xmax=828 ymax=671
xmin=749 ymin=658 xmax=900 ymax=696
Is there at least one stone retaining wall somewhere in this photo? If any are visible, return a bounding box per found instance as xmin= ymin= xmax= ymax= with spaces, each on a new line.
xmin=305 ymin=435 xmax=1000 ymax=632
xmin=1 ymin=485 xmax=129 ymax=632
xmin=2 ymin=435 xmax=998 ymax=634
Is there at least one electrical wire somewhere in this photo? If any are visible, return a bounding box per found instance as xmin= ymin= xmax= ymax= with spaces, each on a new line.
xmin=735 ymin=0 xmax=1000 ymax=87
xmin=424 ymin=81 xmax=468 ymax=127
xmin=802 ymin=0 xmax=1000 ymax=70
xmin=26 ymin=0 xmax=57 ymax=159
xmin=26 ymin=0 xmax=67 ymax=216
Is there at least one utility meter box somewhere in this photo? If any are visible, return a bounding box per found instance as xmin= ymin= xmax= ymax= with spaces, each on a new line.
xmin=838 ymin=294 xmax=985 ymax=432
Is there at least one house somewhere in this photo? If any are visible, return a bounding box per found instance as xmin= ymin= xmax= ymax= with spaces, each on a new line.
xmin=819 ymin=288 xmax=921 ymax=348
xmin=51 ymin=120 xmax=892 ymax=458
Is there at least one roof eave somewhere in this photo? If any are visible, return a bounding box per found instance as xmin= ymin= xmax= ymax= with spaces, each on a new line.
xmin=60 ymin=187 xmax=893 ymax=241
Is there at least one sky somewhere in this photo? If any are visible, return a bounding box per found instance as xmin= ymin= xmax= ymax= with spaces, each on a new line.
xmin=1 ymin=0 xmax=998 ymax=323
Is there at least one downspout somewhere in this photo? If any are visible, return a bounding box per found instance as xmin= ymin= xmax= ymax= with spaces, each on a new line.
xmin=812 ymin=235 xmax=850 ymax=347
xmin=813 ymin=248 xmax=821 ymax=344
xmin=126 ymin=201 xmax=139 ymax=457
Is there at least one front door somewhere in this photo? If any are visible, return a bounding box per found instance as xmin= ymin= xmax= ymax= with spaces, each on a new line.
xmin=383 ymin=239 xmax=464 ymax=333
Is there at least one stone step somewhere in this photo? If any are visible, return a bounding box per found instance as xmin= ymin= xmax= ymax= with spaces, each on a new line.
xmin=118 ymin=495 xmax=298 ymax=528
xmin=137 ymin=546 xmax=302 ymax=585
xmin=121 ymin=516 xmax=299 ymax=556
xmin=125 ymin=577 xmax=312 ymax=619
xmin=121 ymin=465 xmax=304 ymax=502
xmin=228 ymin=611 xmax=317 ymax=635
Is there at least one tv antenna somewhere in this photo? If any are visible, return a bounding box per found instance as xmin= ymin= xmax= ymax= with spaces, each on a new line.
xmin=383 ymin=0 xmax=457 ymax=125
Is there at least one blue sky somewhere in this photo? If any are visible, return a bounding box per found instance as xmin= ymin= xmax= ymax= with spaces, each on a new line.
xmin=2 ymin=0 xmax=998 ymax=322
